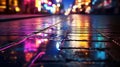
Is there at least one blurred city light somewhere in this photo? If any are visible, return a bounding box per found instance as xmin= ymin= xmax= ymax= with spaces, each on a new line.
xmin=15 ymin=7 xmax=20 ymax=12
xmin=48 ymin=1 xmax=52 ymax=6
xmin=71 ymin=0 xmax=91 ymax=14
xmin=0 ymin=0 xmax=119 ymax=14
xmin=56 ymin=0 xmax=62 ymax=3
xmin=85 ymin=6 xmax=91 ymax=14
xmin=57 ymin=3 xmax=61 ymax=7
xmin=92 ymin=0 xmax=97 ymax=5
xmin=42 ymin=0 xmax=48 ymax=3
xmin=64 ymin=8 xmax=71 ymax=15
xmin=35 ymin=0 xmax=41 ymax=12
xmin=52 ymin=4 xmax=57 ymax=14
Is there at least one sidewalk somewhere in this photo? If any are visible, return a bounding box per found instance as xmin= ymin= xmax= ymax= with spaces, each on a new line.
xmin=0 ymin=14 xmax=51 ymax=22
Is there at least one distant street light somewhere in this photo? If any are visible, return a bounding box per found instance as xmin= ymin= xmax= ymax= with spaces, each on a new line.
xmin=57 ymin=3 xmax=60 ymax=7
xmin=56 ymin=0 xmax=62 ymax=3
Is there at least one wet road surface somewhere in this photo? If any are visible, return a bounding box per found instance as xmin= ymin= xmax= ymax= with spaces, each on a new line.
xmin=0 ymin=14 xmax=120 ymax=67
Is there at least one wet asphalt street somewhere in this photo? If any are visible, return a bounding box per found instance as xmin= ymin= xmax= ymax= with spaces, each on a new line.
xmin=0 ymin=14 xmax=120 ymax=67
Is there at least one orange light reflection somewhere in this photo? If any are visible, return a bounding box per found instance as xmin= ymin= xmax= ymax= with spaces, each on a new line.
xmin=70 ymin=15 xmax=90 ymax=51
xmin=25 ymin=52 xmax=34 ymax=62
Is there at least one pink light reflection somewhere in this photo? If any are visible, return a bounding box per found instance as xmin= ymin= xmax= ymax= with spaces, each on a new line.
xmin=29 ymin=52 xmax=45 ymax=67
xmin=24 ymin=34 xmax=49 ymax=62
xmin=24 ymin=38 xmax=38 ymax=52
xmin=24 ymin=38 xmax=41 ymax=62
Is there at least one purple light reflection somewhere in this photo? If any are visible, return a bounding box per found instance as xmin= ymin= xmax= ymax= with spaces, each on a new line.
xmin=24 ymin=33 xmax=49 ymax=62
xmin=24 ymin=38 xmax=38 ymax=52
xmin=24 ymin=37 xmax=42 ymax=62
xmin=29 ymin=51 xmax=45 ymax=67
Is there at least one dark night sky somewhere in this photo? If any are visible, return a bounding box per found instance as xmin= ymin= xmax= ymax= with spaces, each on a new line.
xmin=62 ymin=0 xmax=74 ymax=10
xmin=52 ymin=0 xmax=74 ymax=10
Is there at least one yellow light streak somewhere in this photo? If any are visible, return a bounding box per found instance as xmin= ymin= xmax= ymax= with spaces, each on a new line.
xmin=35 ymin=0 xmax=41 ymax=12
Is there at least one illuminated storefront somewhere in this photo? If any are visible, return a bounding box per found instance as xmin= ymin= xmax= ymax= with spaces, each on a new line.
xmin=0 ymin=0 xmax=20 ymax=13
xmin=0 ymin=0 xmax=41 ymax=13
xmin=0 ymin=0 xmax=6 ymax=12
xmin=24 ymin=0 xmax=55 ymax=14
xmin=0 ymin=0 xmax=61 ymax=14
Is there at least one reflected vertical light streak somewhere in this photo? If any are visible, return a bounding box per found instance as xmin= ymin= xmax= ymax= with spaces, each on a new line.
xmin=70 ymin=15 xmax=90 ymax=52
xmin=28 ymin=52 xmax=45 ymax=67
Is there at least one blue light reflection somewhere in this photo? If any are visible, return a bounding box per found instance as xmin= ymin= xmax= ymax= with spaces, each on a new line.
xmin=97 ymin=51 xmax=106 ymax=60
xmin=92 ymin=34 xmax=107 ymax=60
xmin=56 ymin=42 xmax=61 ymax=50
